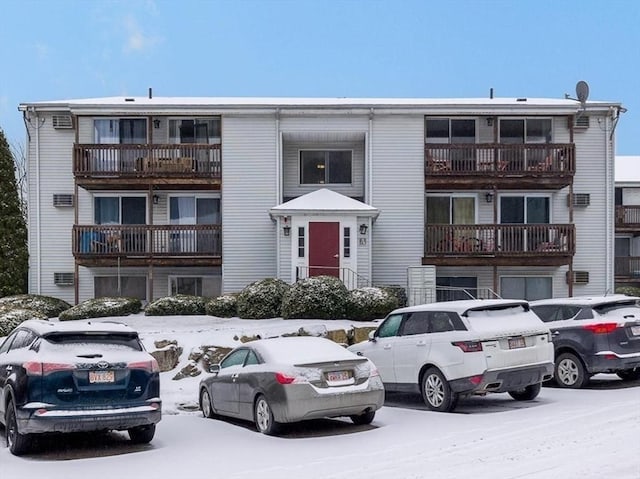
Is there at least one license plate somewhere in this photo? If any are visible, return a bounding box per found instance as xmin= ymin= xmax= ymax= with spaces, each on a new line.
xmin=508 ymin=337 xmax=526 ymax=349
xmin=631 ymin=325 xmax=640 ymax=336
xmin=89 ymin=370 xmax=115 ymax=384
xmin=326 ymin=371 xmax=350 ymax=382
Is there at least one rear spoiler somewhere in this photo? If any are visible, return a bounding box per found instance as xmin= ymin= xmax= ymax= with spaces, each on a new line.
xmin=462 ymin=301 xmax=530 ymax=317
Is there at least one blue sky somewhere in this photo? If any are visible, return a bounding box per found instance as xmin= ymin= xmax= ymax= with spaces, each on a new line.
xmin=1 ymin=0 xmax=638 ymax=153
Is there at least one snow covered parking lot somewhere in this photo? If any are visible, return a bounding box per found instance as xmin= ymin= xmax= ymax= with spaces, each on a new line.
xmin=2 ymin=314 xmax=639 ymax=478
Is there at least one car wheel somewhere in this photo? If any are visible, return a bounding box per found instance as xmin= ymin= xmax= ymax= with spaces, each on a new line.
xmin=421 ymin=367 xmax=458 ymax=412
xmin=200 ymin=388 xmax=215 ymax=418
xmin=508 ymin=382 xmax=542 ymax=401
xmin=254 ymin=394 xmax=279 ymax=435
xmin=350 ymin=410 xmax=375 ymax=425
xmin=128 ymin=424 xmax=156 ymax=444
xmin=6 ymin=400 xmax=31 ymax=456
xmin=555 ymin=353 xmax=589 ymax=388
xmin=617 ymin=368 xmax=640 ymax=381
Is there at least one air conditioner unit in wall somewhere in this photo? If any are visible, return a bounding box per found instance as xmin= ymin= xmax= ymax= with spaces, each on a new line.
xmin=573 ymin=115 xmax=590 ymax=130
xmin=54 ymin=272 xmax=74 ymax=286
xmin=566 ymin=271 xmax=589 ymax=284
xmin=567 ymin=193 xmax=590 ymax=207
xmin=53 ymin=194 xmax=75 ymax=207
xmin=52 ymin=114 xmax=74 ymax=129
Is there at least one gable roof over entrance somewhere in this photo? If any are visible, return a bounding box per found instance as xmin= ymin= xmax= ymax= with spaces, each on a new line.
xmin=270 ymin=188 xmax=379 ymax=218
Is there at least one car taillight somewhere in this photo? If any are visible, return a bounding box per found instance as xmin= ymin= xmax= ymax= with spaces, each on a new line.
xmin=275 ymin=372 xmax=305 ymax=384
xmin=469 ymin=375 xmax=483 ymax=385
xmin=23 ymin=362 xmax=75 ymax=376
xmin=369 ymin=365 xmax=380 ymax=378
xmin=128 ymin=360 xmax=160 ymax=373
xmin=583 ymin=323 xmax=619 ymax=334
xmin=452 ymin=341 xmax=483 ymax=352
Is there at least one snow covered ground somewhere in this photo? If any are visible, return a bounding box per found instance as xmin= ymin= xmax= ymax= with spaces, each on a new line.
xmin=2 ymin=314 xmax=640 ymax=478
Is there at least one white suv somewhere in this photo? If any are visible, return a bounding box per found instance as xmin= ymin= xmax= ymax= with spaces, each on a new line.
xmin=348 ymin=299 xmax=554 ymax=412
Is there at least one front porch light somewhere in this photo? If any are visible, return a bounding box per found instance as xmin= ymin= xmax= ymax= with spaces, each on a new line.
xmin=283 ymin=217 xmax=291 ymax=236
xmin=359 ymin=223 xmax=368 ymax=235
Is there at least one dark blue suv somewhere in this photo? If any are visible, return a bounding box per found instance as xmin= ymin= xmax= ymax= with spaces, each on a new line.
xmin=530 ymin=295 xmax=640 ymax=388
xmin=0 ymin=320 xmax=161 ymax=455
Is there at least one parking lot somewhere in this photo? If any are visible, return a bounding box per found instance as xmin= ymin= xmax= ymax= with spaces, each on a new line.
xmin=2 ymin=376 xmax=639 ymax=479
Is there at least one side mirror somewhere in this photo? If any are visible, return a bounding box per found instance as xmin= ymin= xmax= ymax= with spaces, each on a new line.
xmin=368 ymin=330 xmax=377 ymax=342
xmin=208 ymin=364 xmax=220 ymax=374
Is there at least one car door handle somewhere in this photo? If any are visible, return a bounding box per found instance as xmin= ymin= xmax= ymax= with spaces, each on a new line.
xmin=552 ymin=331 xmax=561 ymax=336
xmin=231 ymin=373 xmax=239 ymax=379
xmin=383 ymin=344 xmax=392 ymax=350
xmin=416 ymin=341 xmax=427 ymax=347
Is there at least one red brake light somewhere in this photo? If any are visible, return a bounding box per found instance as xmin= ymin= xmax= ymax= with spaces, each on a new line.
xmin=583 ymin=323 xmax=618 ymax=334
xmin=452 ymin=341 xmax=483 ymax=352
xmin=469 ymin=375 xmax=484 ymax=385
xmin=128 ymin=360 xmax=160 ymax=373
xmin=275 ymin=372 xmax=297 ymax=384
xmin=24 ymin=362 xmax=75 ymax=375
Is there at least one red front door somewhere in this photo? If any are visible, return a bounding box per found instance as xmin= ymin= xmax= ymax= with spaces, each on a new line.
xmin=309 ymin=222 xmax=340 ymax=277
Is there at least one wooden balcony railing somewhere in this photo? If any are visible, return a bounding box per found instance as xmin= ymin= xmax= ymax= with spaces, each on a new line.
xmin=425 ymin=143 xmax=575 ymax=175
xmin=615 ymin=256 xmax=640 ymax=279
xmin=424 ymin=224 xmax=575 ymax=264
xmin=615 ymin=206 xmax=640 ymax=230
xmin=73 ymin=224 xmax=222 ymax=258
xmin=73 ymin=144 xmax=222 ymax=178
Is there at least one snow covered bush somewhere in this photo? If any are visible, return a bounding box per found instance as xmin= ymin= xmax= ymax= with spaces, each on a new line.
xmin=236 ymin=278 xmax=290 ymax=319
xmin=344 ymin=287 xmax=399 ymax=321
xmin=205 ymin=294 xmax=238 ymax=318
xmin=144 ymin=295 xmax=206 ymax=316
xmin=616 ymin=286 xmax=640 ymax=297
xmin=0 ymin=294 xmax=71 ymax=318
xmin=281 ymin=276 xmax=348 ymax=320
xmin=58 ymin=297 xmax=142 ymax=321
xmin=0 ymin=307 xmax=48 ymax=336
xmin=380 ymin=285 xmax=407 ymax=308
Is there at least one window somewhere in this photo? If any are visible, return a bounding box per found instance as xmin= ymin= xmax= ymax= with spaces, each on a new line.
xmin=426 ymin=196 xmax=475 ymax=224
xmin=500 ymin=277 xmax=552 ymax=301
xmin=298 ymin=227 xmax=305 ymax=258
xmin=169 ymin=276 xmax=219 ymax=297
xmin=499 ymin=118 xmax=552 ymax=169
xmin=500 ymin=195 xmax=551 ymax=251
xmin=531 ymin=305 xmax=581 ymax=322
xmin=343 ymin=227 xmax=351 ymax=258
xmin=376 ymin=314 xmax=403 ymax=338
xmin=615 ymin=187 xmax=623 ymax=206
xmin=220 ymin=349 xmax=248 ymax=369
xmin=95 ymin=276 xmax=147 ymax=301
xmin=169 ymin=196 xmax=220 ymax=253
xmin=7 ymin=329 xmax=37 ymax=351
xmin=94 ymin=119 xmax=147 ymax=144
xmin=245 ymin=350 xmax=260 ymax=365
xmin=425 ymin=118 xmax=476 ymax=144
xmin=401 ymin=312 xmax=430 ymax=336
xmin=95 ymin=196 xmax=146 ymax=225
xmin=300 ymin=150 xmax=352 ymax=184
xmin=169 ymin=118 xmax=221 ymax=144
xmin=436 ymin=277 xmax=478 ymax=302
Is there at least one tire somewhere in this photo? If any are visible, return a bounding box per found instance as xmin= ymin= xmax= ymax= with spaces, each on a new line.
xmin=508 ymin=382 xmax=542 ymax=401
xmin=617 ymin=368 xmax=640 ymax=381
xmin=200 ymin=388 xmax=215 ymax=418
xmin=128 ymin=424 xmax=156 ymax=444
xmin=421 ymin=368 xmax=458 ymax=412
xmin=555 ymin=352 xmax=589 ymax=388
xmin=5 ymin=400 xmax=31 ymax=456
xmin=350 ymin=410 xmax=375 ymax=425
xmin=254 ymin=394 xmax=279 ymax=435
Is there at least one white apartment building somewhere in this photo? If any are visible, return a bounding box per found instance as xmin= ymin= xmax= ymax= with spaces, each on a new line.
xmin=615 ymin=155 xmax=640 ymax=290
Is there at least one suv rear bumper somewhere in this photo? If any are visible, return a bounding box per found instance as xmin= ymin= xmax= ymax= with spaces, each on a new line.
xmin=16 ymin=400 xmax=162 ymax=434
xmin=587 ymin=351 xmax=640 ymax=374
xmin=450 ymin=362 xmax=554 ymax=394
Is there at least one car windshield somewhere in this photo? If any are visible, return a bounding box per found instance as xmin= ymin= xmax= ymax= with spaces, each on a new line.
xmin=43 ymin=332 xmax=143 ymax=351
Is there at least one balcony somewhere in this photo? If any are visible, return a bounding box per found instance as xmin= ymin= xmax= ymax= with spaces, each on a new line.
xmin=425 ymin=143 xmax=575 ymax=190
xmin=73 ymin=144 xmax=222 ymax=190
xmin=615 ymin=256 xmax=640 ymax=282
xmin=423 ymin=224 xmax=575 ymax=266
xmin=73 ymin=224 xmax=222 ymax=267
xmin=615 ymin=206 xmax=640 ymax=232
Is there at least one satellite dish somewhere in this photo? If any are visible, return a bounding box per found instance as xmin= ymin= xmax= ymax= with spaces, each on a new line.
xmin=576 ymin=81 xmax=589 ymax=106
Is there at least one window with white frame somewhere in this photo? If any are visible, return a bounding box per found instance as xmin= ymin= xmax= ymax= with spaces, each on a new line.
xmin=426 ymin=195 xmax=476 ymax=224
xmin=343 ymin=227 xmax=351 ymax=258
xmin=169 ymin=276 xmax=219 ymax=297
xmin=300 ymin=150 xmax=352 ymax=184
xmin=169 ymin=196 xmax=220 ymax=253
xmin=500 ymin=276 xmax=552 ymax=301
xmin=298 ymin=227 xmax=305 ymax=258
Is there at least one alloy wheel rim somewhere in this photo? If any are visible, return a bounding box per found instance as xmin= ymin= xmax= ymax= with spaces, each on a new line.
xmin=558 ymin=359 xmax=579 ymax=385
xmin=425 ymin=374 xmax=444 ymax=407
xmin=7 ymin=412 xmax=16 ymax=448
xmin=256 ymin=399 xmax=270 ymax=431
xmin=202 ymin=390 xmax=211 ymax=417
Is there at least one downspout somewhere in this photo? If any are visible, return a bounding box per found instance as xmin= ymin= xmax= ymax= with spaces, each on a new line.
xmin=605 ymin=111 xmax=613 ymax=292
xmin=368 ymin=108 xmax=374 ymax=284
xmin=34 ymin=109 xmax=42 ymax=294
xmin=275 ymin=109 xmax=281 ymax=280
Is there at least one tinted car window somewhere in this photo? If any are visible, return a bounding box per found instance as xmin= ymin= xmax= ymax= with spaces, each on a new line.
xmin=245 ymin=350 xmax=260 ymax=366
xmin=221 ymin=349 xmax=249 ymax=368
xmin=8 ymin=329 xmax=37 ymax=351
xmin=44 ymin=332 xmax=143 ymax=351
xmin=401 ymin=312 xmax=430 ymax=336
xmin=429 ymin=312 xmax=455 ymax=333
xmin=0 ymin=331 xmax=18 ymax=353
xmin=377 ymin=314 xmax=403 ymax=338
xmin=531 ymin=305 xmax=559 ymax=322
xmin=574 ymin=308 xmax=594 ymax=320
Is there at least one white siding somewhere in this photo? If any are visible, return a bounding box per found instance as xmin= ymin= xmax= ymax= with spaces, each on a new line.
xmin=371 ymin=115 xmax=425 ymax=287
xmin=27 ymin=112 xmax=76 ymax=303
xmin=222 ymin=115 xmax=278 ymax=292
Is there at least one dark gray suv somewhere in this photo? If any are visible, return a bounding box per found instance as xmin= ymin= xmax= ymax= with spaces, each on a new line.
xmin=530 ymin=295 xmax=640 ymax=388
